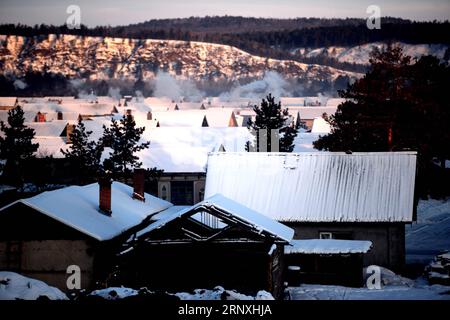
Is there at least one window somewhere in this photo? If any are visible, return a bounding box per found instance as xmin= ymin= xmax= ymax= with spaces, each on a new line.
xmin=319 ymin=231 xmax=353 ymax=240
xmin=161 ymin=185 xmax=167 ymax=200
xmin=198 ymin=188 xmax=205 ymax=202
xmin=319 ymin=232 xmax=333 ymax=239
xmin=170 ymin=181 xmax=194 ymax=205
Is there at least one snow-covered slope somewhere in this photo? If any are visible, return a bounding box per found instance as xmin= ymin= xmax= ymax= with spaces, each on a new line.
xmin=0 ymin=34 xmax=360 ymax=82
xmin=293 ymin=42 xmax=449 ymax=65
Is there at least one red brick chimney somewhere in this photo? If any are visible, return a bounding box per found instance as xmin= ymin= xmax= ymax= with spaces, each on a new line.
xmin=66 ymin=124 xmax=75 ymax=144
xmin=99 ymin=177 xmax=112 ymax=215
xmin=132 ymin=168 xmax=145 ymax=202
xmin=36 ymin=112 xmax=46 ymax=122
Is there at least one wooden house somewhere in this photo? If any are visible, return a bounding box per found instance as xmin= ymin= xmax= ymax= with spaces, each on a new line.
xmin=118 ymin=194 xmax=294 ymax=298
xmin=0 ymin=174 xmax=172 ymax=291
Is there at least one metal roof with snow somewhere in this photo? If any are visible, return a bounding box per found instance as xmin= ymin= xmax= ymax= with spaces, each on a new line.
xmin=0 ymin=182 xmax=173 ymax=241
xmin=135 ymin=193 xmax=294 ymax=243
xmin=205 ymin=152 xmax=417 ymax=222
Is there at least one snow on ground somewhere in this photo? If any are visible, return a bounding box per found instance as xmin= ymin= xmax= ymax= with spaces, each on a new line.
xmin=175 ymin=286 xmax=274 ymax=300
xmin=87 ymin=285 xmax=274 ymax=300
xmin=406 ymin=198 xmax=450 ymax=264
xmin=288 ymin=265 xmax=449 ymax=300
xmin=89 ymin=287 xmax=139 ymax=300
xmin=287 ymin=283 xmax=450 ymax=300
xmin=0 ymin=272 xmax=68 ymax=300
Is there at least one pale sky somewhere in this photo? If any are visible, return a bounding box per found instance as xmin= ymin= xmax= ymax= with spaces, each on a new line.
xmin=0 ymin=0 xmax=449 ymax=27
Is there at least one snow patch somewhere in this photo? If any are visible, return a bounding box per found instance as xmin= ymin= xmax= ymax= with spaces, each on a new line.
xmin=0 ymin=272 xmax=68 ymax=300
xmin=174 ymin=286 xmax=274 ymax=300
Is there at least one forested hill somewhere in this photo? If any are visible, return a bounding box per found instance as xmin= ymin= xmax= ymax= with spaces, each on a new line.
xmin=1 ymin=16 xmax=448 ymax=73
xmin=1 ymin=16 xmax=448 ymax=47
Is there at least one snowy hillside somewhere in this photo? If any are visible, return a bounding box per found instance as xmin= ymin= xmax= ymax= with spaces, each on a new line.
xmin=293 ymin=42 xmax=449 ymax=65
xmin=0 ymin=34 xmax=360 ymax=83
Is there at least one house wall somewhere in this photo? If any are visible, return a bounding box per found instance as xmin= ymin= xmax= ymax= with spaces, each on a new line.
xmin=268 ymin=244 xmax=286 ymax=299
xmin=284 ymin=222 xmax=406 ymax=271
xmin=120 ymin=242 xmax=278 ymax=296
xmin=0 ymin=203 xmax=98 ymax=291
xmin=157 ymin=173 xmax=206 ymax=205
xmin=0 ymin=240 xmax=94 ymax=290
xmin=284 ymin=253 xmax=365 ymax=287
xmin=303 ymin=119 xmax=314 ymax=129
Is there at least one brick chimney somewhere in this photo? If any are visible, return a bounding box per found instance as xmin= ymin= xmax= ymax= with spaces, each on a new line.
xmin=66 ymin=124 xmax=75 ymax=144
xmin=36 ymin=112 xmax=46 ymax=122
xmin=132 ymin=168 xmax=145 ymax=202
xmin=99 ymin=177 xmax=112 ymax=215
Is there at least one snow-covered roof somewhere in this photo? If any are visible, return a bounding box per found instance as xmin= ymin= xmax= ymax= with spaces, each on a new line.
xmin=27 ymin=114 xmax=252 ymax=172
xmin=0 ymin=182 xmax=173 ymax=241
xmin=136 ymin=193 xmax=294 ymax=242
xmin=138 ymin=127 xmax=252 ymax=172
xmin=0 ymin=97 xmax=17 ymax=107
xmin=27 ymin=121 xmax=67 ymax=137
xmin=152 ymin=110 xmax=206 ymax=127
xmin=203 ymin=108 xmax=237 ymax=127
xmin=205 ymin=152 xmax=417 ymax=222
xmin=34 ymin=137 xmax=68 ymax=157
xmin=289 ymin=107 xmax=337 ymax=120
xmin=285 ymin=239 xmax=373 ymax=255
xmin=311 ymin=117 xmax=331 ymax=133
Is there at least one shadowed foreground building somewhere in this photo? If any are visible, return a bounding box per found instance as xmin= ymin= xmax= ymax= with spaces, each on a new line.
xmin=0 ymin=178 xmax=172 ymax=290
xmin=119 ymin=194 xmax=293 ymax=298
xmin=0 ymin=171 xmax=294 ymax=297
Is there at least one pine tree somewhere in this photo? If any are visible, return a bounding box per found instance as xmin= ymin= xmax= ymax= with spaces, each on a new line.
xmin=102 ymin=114 xmax=150 ymax=178
xmin=314 ymin=45 xmax=450 ymax=197
xmin=247 ymin=94 xmax=297 ymax=152
xmin=61 ymin=119 xmax=103 ymax=183
xmin=0 ymin=105 xmax=39 ymax=186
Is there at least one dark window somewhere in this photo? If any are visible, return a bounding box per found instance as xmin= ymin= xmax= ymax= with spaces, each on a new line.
xmin=171 ymin=181 xmax=194 ymax=205
xmin=319 ymin=231 xmax=353 ymax=240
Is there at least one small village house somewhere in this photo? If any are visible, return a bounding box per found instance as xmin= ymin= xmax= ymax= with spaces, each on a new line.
xmin=0 ymin=172 xmax=172 ymax=290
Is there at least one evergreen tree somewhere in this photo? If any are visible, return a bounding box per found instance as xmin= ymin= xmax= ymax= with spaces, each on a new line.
xmin=61 ymin=119 xmax=104 ymax=183
xmin=102 ymin=114 xmax=150 ymax=178
xmin=0 ymin=105 xmax=39 ymax=186
xmin=247 ymin=94 xmax=297 ymax=152
xmin=314 ymin=45 xmax=450 ymax=197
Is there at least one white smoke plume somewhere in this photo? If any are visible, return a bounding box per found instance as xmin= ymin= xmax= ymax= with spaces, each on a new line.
xmin=78 ymin=89 xmax=97 ymax=102
xmin=108 ymin=87 xmax=122 ymax=101
xmin=153 ymin=72 xmax=203 ymax=103
xmin=219 ymin=71 xmax=291 ymax=101
xmin=13 ymin=79 xmax=27 ymax=90
xmin=69 ymin=78 xmax=85 ymax=89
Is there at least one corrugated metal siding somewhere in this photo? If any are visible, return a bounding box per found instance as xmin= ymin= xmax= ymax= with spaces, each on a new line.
xmin=205 ymin=152 xmax=417 ymax=222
